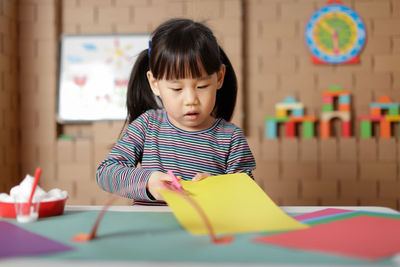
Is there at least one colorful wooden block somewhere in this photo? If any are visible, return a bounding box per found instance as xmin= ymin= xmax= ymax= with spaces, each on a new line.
xmin=341 ymin=121 xmax=351 ymax=137
xmin=376 ymin=95 xmax=393 ymax=103
xmin=360 ymin=120 xmax=372 ymax=138
xmin=322 ymin=95 xmax=333 ymax=103
xmin=320 ymin=121 xmax=330 ymax=139
xmin=322 ymin=104 xmax=333 ymax=112
xmin=302 ymin=121 xmax=314 ymax=138
xmin=388 ymin=107 xmax=399 ymax=115
xmin=282 ymin=96 xmax=298 ymax=104
xmin=290 ymin=116 xmax=317 ymax=123
xmin=339 ymin=104 xmax=350 ymax=112
xmin=328 ymin=85 xmax=344 ymax=91
xmin=323 ymin=89 xmax=350 ymax=97
xmin=386 ymin=115 xmax=400 ymax=122
xmin=276 ymin=103 xmax=304 ymax=110
xmin=266 ymin=116 xmax=290 ymax=123
xmin=276 ymin=109 xmax=287 ymax=118
xmin=371 ymin=103 xmax=399 ymax=109
xmin=292 ymin=109 xmax=304 ymax=117
xmin=305 ymin=116 xmax=317 ymax=122
xmin=266 ymin=120 xmax=277 ymax=139
xmin=358 ymin=115 xmax=385 ymax=122
xmin=285 ymin=121 xmax=296 ymax=138
xmin=338 ymin=94 xmax=351 ymax=104
xmin=380 ymin=120 xmax=391 ymax=138
xmin=370 ymin=108 xmax=381 ymax=116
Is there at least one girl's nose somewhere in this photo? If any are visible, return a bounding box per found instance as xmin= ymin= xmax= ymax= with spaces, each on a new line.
xmin=184 ymin=88 xmax=199 ymax=105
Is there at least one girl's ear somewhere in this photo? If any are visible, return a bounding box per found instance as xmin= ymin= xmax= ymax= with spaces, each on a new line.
xmin=217 ymin=64 xmax=226 ymax=90
xmin=147 ymin=71 xmax=160 ymax=96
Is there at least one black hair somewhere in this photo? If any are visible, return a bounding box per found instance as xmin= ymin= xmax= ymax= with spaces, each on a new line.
xmin=126 ymin=18 xmax=237 ymax=123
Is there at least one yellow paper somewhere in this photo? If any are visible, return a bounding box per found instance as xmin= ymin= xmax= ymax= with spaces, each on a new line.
xmin=159 ymin=173 xmax=307 ymax=235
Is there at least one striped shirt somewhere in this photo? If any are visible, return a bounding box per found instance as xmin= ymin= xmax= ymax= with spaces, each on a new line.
xmin=96 ymin=109 xmax=256 ymax=203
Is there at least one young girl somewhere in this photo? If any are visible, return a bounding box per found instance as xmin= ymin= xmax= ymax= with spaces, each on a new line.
xmin=96 ymin=18 xmax=256 ymax=204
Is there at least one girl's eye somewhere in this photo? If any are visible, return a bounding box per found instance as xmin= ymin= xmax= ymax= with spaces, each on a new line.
xmin=197 ymin=85 xmax=209 ymax=89
xmin=170 ymin=88 xmax=182 ymax=92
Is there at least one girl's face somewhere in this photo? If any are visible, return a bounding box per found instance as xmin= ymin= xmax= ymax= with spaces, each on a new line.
xmin=147 ymin=65 xmax=225 ymax=132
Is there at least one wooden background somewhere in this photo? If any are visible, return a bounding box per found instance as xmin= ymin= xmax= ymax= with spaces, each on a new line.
xmin=1 ymin=0 xmax=399 ymax=209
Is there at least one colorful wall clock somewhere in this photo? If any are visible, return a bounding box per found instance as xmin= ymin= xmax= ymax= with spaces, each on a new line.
xmin=305 ymin=0 xmax=366 ymax=64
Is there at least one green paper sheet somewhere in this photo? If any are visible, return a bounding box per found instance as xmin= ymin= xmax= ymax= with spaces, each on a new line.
xmin=159 ymin=173 xmax=307 ymax=235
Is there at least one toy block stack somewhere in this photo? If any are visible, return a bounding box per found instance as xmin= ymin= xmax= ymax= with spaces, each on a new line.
xmin=358 ymin=95 xmax=400 ymax=138
xmin=320 ymin=85 xmax=351 ymax=139
xmin=265 ymin=96 xmax=316 ymax=139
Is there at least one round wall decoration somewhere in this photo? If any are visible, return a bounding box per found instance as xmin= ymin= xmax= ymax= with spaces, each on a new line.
xmin=305 ymin=1 xmax=366 ymax=64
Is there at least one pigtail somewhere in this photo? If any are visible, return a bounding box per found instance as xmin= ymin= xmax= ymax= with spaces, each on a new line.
xmin=215 ymin=46 xmax=237 ymax=121
xmin=126 ymin=49 xmax=160 ymax=123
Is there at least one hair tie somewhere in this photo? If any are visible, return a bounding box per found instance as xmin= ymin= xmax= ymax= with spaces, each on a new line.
xmin=148 ymin=40 xmax=151 ymax=58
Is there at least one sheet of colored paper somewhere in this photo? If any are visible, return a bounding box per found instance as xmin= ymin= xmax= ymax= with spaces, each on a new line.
xmin=159 ymin=173 xmax=307 ymax=235
xmin=293 ymin=208 xmax=353 ymax=222
xmin=254 ymin=216 xmax=400 ymax=261
xmin=0 ymin=221 xmax=73 ymax=259
xmin=304 ymin=210 xmax=400 ymax=226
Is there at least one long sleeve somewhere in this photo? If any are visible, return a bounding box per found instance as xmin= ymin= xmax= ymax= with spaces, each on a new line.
xmin=96 ymin=109 xmax=257 ymax=201
xmin=96 ymin=113 xmax=154 ymax=201
xmin=226 ymin=127 xmax=256 ymax=178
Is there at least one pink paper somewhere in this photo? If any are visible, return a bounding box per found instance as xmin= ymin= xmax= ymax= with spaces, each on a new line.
xmin=254 ymin=216 xmax=400 ymax=261
xmin=293 ymin=208 xmax=352 ymax=221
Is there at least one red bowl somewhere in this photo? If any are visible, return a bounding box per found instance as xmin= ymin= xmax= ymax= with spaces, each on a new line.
xmin=0 ymin=197 xmax=67 ymax=218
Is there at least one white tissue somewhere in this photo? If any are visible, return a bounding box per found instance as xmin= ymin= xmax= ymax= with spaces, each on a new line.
xmin=0 ymin=193 xmax=14 ymax=203
xmin=2 ymin=174 xmax=68 ymax=203
xmin=10 ymin=175 xmax=47 ymax=202
xmin=45 ymin=188 xmax=68 ymax=202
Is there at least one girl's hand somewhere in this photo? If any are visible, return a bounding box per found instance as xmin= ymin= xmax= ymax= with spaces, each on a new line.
xmin=192 ymin=172 xmax=211 ymax=182
xmin=147 ymin=171 xmax=181 ymax=201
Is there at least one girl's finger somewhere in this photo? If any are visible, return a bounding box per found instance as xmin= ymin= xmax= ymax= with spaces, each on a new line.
xmin=192 ymin=172 xmax=211 ymax=181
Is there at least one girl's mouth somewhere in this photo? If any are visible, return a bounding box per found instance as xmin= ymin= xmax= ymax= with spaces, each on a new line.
xmin=185 ymin=112 xmax=199 ymax=120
